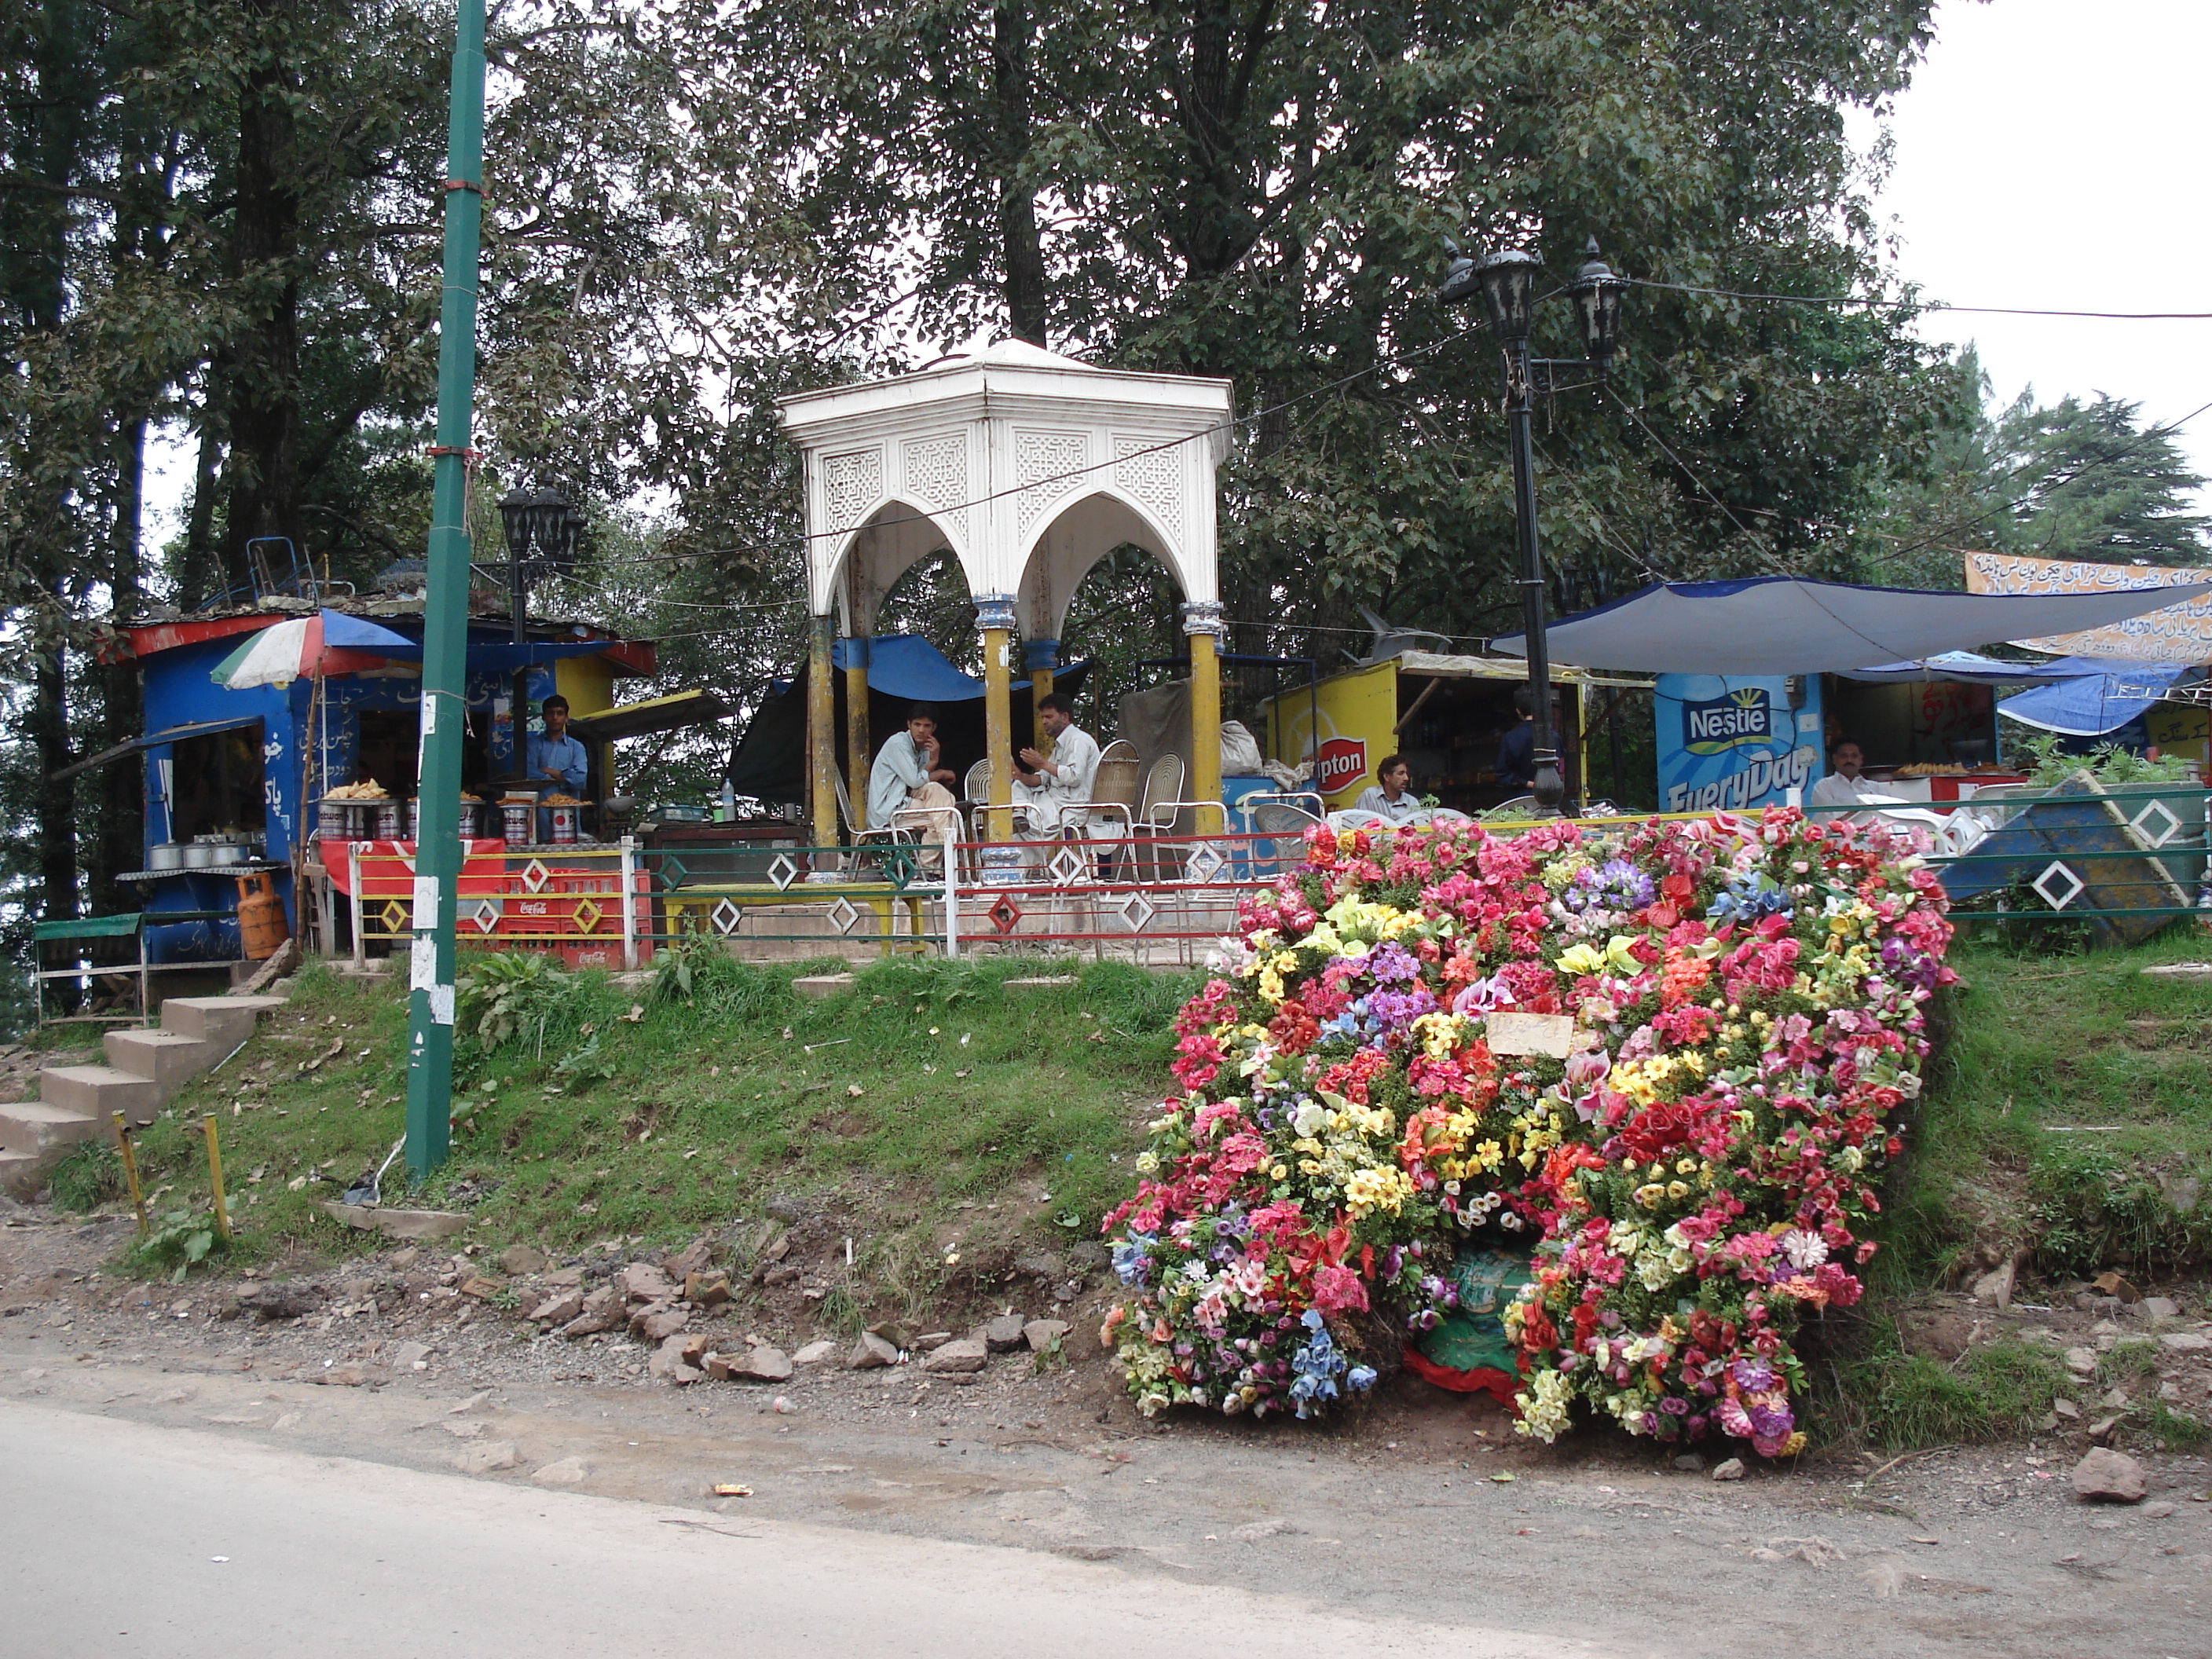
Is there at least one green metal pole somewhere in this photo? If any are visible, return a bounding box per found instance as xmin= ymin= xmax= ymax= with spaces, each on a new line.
xmin=404 ymin=0 xmax=485 ymax=1179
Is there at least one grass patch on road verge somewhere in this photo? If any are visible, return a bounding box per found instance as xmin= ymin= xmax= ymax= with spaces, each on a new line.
xmin=111 ymin=950 xmax=1197 ymax=1291
xmin=1877 ymin=927 xmax=2212 ymax=1288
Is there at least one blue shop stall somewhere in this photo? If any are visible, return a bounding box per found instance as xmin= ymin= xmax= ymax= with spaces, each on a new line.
xmin=95 ymin=602 xmax=654 ymax=967
xmin=1489 ymin=576 xmax=2211 ymax=814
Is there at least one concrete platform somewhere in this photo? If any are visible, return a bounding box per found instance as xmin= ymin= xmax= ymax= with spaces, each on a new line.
xmin=0 ymin=1100 xmax=101 ymax=1158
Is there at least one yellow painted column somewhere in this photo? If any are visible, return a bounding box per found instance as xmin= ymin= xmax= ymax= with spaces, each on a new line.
xmin=844 ymin=639 xmax=871 ymax=830
xmin=978 ymin=596 xmax=1016 ymax=842
xmin=1185 ymin=602 xmax=1224 ymax=831
xmin=1024 ymin=637 xmax=1060 ymax=750
xmin=806 ymin=613 xmax=837 ymax=848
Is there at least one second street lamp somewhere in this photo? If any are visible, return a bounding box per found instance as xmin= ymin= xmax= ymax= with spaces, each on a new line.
xmin=1438 ymin=234 xmax=1628 ymax=815
xmin=496 ymin=485 xmax=579 ymax=778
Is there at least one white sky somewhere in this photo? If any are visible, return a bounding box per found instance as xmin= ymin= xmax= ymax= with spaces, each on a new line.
xmin=141 ymin=0 xmax=2212 ymax=553
xmin=1854 ymin=0 xmax=2212 ymax=511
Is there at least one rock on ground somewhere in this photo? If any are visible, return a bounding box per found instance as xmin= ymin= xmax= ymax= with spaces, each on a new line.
xmin=621 ymin=1262 xmax=676 ymax=1306
xmin=528 ymin=1291 xmax=584 ymax=1328
xmin=847 ymin=1331 xmax=898 ymax=1370
xmin=649 ymin=1332 xmax=705 ymax=1386
xmin=499 ymin=1245 xmax=549 ymax=1276
xmin=1711 ymin=1459 xmax=1745 ymax=1481
xmin=709 ymin=1346 xmax=793 ymax=1383
xmin=791 ymin=1340 xmax=835 ymax=1366
xmin=530 ymin=1456 xmax=590 ymax=1485
xmin=684 ymin=1271 xmax=733 ymax=1307
xmin=980 ymin=1316 xmax=1027 ymax=1353
xmin=450 ymin=1441 xmax=520 ymax=1474
xmin=662 ymin=1236 xmax=716 ymax=1281
xmin=2071 ymin=1446 xmax=2148 ymax=1503
xmin=1022 ymin=1318 xmax=1071 ymax=1353
xmin=236 ymin=1282 xmax=328 ymax=1320
xmin=922 ymin=1338 xmax=987 ymax=1375
xmin=631 ymin=1303 xmax=687 ymax=1342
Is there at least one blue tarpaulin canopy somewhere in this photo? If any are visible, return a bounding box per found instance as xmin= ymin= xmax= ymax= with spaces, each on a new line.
xmin=1833 ymin=650 xmax=2084 ymax=685
xmin=830 ymin=634 xmax=1078 ymax=698
xmin=1493 ymin=577 xmax=2212 ymax=675
xmin=1994 ymin=657 xmax=2197 ymax=736
xmin=321 ymin=610 xmax=419 ymax=651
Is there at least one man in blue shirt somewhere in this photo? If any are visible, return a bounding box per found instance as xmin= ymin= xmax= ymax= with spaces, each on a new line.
xmin=1494 ymin=685 xmax=1539 ymax=791
xmin=526 ymin=694 xmax=589 ymax=793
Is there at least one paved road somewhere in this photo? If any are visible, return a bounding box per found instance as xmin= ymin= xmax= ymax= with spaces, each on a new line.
xmin=1 ymin=1401 xmax=1617 ymax=1659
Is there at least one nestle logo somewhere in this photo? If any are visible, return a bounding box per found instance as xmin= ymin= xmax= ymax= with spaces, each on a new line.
xmin=1683 ymin=688 xmax=1774 ymax=755
xmin=1316 ymin=737 xmax=1368 ymax=793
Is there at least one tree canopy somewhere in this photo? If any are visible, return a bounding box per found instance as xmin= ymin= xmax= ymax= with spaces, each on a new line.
xmin=11 ymin=0 xmax=2201 ymax=955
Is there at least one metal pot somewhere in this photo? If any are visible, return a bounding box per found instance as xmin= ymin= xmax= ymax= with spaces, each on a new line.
xmin=148 ymin=842 xmax=185 ymax=872
xmin=183 ymin=840 xmax=219 ymax=869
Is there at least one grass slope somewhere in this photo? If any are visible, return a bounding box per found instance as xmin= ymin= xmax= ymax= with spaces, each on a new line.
xmin=1884 ymin=927 xmax=2212 ymax=1288
xmin=55 ymin=921 xmax=2212 ymax=1453
xmin=70 ymin=950 xmax=1197 ymax=1311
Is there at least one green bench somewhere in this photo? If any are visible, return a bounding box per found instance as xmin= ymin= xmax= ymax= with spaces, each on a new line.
xmin=32 ymin=910 xmax=236 ymax=1026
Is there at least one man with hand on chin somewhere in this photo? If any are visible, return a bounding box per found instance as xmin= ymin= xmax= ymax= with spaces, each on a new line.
xmin=868 ymin=703 xmax=960 ymax=864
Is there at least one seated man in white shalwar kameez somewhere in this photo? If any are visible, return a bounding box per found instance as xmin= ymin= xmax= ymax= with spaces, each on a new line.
xmin=1012 ymin=694 xmax=1102 ymax=837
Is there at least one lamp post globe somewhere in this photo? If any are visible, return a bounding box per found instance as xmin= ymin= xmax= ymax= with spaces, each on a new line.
xmin=523 ymin=487 xmax=570 ymax=573
xmin=1471 ymin=246 xmax=1542 ymax=346
xmin=497 ymin=485 xmax=535 ymax=561
xmin=552 ymin=501 xmax=586 ymax=570
xmin=1568 ymin=237 xmax=1628 ymax=371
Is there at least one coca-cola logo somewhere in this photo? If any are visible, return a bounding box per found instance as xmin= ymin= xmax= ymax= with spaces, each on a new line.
xmin=1316 ymin=737 xmax=1368 ymax=794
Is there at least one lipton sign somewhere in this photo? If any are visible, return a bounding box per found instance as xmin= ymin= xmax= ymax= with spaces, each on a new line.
xmin=1315 ymin=736 xmax=1368 ymax=795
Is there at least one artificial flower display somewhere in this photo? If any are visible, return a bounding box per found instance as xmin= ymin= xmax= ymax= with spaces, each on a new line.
xmin=1101 ymin=810 xmax=1953 ymax=1456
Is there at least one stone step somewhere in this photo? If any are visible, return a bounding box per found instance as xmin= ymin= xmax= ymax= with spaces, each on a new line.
xmin=0 ymin=1148 xmax=44 ymax=1201
xmin=37 ymin=1064 xmax=160 ymax=1129
xmin=0 ymin=1101 xmax=103 ymax=1159
xmin=104 ymin=1027 xmax=218 ymax=1097
xmin=159 ymin=994 xmax=284 ymax=1049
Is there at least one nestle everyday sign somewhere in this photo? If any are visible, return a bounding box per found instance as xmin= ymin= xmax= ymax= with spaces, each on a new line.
xmin=1655 ymin=674 xmax=1822 ymax=815
xmin=1682 ymin=687 xmax=1775 ymax=755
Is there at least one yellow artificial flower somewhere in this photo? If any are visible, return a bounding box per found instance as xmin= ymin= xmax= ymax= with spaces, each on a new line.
xmin=1555 ymin=942 xmax=1606 ymax=976
xmin=1342 ymin=1166 xmax=1414 ymax=1217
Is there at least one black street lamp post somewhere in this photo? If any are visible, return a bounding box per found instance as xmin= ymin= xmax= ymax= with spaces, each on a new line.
xmin=1438 ymin=236 xmax=1627 ymax=814
xmin=496 ymin=485 xmax=584 ymax=773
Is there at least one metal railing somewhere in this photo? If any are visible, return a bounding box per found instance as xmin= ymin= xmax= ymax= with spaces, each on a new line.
xmin=335 ymin=822 xmax=1307 ymax=968
xmin=1804 ymin=778 xmax=2210 ymax=939
xmin=335 ymin=786 xmax=2212 ymax=969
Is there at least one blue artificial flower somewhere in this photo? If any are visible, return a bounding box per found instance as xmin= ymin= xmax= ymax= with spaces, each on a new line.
xmin=1111 ymin=1231 xmax=1157 ymax=1285
xmin=1565 ymin=858 xmax=1657 ymax=915
xmin=1708 ymin=872 xmax=1793 ymax=924
xmin=1288 ymin=1311 xmax=1361 ymax=1419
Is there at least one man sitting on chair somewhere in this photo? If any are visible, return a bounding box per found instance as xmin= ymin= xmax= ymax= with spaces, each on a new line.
xmin=1352 ymin=754 xmax=1426 ymax=825
xmin=868 ymin=704 xmax=960 ymax=863
xmin=1013 ymin=694 xmax=1101 ymax=837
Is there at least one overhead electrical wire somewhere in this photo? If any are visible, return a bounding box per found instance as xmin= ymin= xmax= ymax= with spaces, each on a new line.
xmin=551 ymin=267 xmax=2210 ymax=628
xmin=1627 ymin=276 xmax=2212 ymax=321
xmin=561 ymin=323 xmax=1486 ymax=591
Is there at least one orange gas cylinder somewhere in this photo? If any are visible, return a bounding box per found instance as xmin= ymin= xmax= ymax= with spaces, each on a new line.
xmin=235 ymin=872 xmax=291 ymax=961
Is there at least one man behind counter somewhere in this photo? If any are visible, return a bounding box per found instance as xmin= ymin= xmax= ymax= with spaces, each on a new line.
xmin=1807 ymin=739 xmax=1879 ymax=811
xmin=526 ymin=694 xmax=590 ymax=794
xmin=1353 ymin=754 xmax=1426 ymax=824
